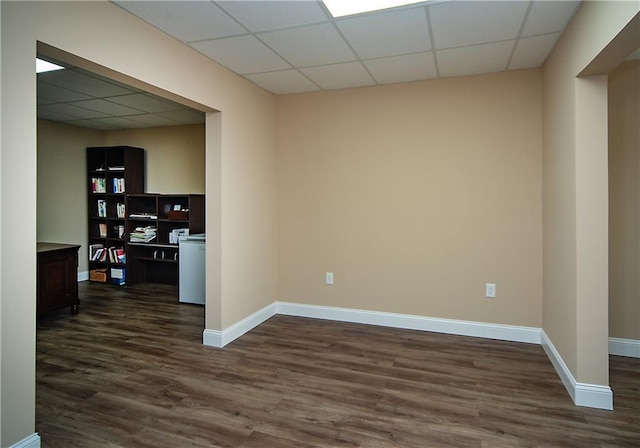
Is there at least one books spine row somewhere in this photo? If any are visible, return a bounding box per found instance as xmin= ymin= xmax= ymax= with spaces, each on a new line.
xmin=89 ymin=245 xmax=125 ymax=264
xmin=97 ymin=199 xmax=107 ymax=217
xmin=113 ymin=178 xmax=125 ymax=193
xmin=116 ymin=202 xmax=125 ymax=218
xmin=91 ymin=177 xmax=106 ymax=193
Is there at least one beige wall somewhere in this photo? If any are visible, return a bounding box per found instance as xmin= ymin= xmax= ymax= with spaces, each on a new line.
xmin=36 ymin=120 xmax=205 ymax=274
xmin=609 ymin=59 xmax=640 ymax=341
xmin=1 ymin=1 xmax=277 ymax=446
xmin=542 ymin=2 xmax=639 ymax=386
xmin=277 ymin=70 xmax=543 ymax=327
xmin=37 ymin=120 xmax=103 ymax=272
xmin=103 ymin=124 xmax=205 ymax=194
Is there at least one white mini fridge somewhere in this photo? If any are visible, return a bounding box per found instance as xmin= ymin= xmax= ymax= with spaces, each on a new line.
xmin=178 ymin=234 xmax=205 ymax=304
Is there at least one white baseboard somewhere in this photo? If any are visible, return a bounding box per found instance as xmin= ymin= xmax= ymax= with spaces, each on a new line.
xmin=9 ymin=433 xmax=40 ymax=448
xmin=609 ymin=337 xmax=640 ymax=358
xmin=200 ymin=301 xmax=613 ymax=410
xmin=78 ymin=270 xmax=89 ymax=282
xmin=541 ymin=330 xmax=613 ymax=410
xmin=276 ymin=302 xmax=541 ymax=344
xmin=203 ymin=301 xmax=540 ymax=347
xmin=203 ymin=302 xmax=277 ymax=348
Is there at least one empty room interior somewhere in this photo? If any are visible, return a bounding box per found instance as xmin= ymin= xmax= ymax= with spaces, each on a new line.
xmin=1 ymin=1 xmax=639 ymax=447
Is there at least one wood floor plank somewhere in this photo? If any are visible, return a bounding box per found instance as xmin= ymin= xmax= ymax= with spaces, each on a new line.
xmin=36 ymin=282 xmax=640 ymax=447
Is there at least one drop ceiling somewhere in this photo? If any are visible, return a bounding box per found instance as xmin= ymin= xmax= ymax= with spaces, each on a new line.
xmin=113 ymin=0 xmax=583 ymax=94
xmin=37 ymin=67 xmax=205 ymax=130
xmin=39 ymin=0 xmax=587 ymax=130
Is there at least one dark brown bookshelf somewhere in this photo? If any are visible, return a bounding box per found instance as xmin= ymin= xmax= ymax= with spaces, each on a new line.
xmin=87 ymin=146 xmax=144 ymax=285
xmin=125 ymin=193 xmax=205 ymax=286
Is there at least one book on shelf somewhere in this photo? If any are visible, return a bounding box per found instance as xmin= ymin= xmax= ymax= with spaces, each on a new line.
xmin=112 ymin=178 xmax=125 ymax=193
xmin=129 ymin=212 xmax=158 ymax=219
xmin=110 ymin=266 xmax=125 ymax=285
xmin=129 ymin=226 xmax=157 ymax=243
xmin=169 ymin=228 xmax=189 ymax=244
xmin=97 ymin=199 xmax=107 ymax=217
xmin=91 ymin=177 xmax=106 ymax=193
xmin=99 ymin=223 xmax=107 ymax=238
xmin=89 ymin=243 xmax=104 ymax=261
xmin=107 ymin=247 xmax=126 ymax=264
xmin=116 ymin=203 xmax=125 ymax=218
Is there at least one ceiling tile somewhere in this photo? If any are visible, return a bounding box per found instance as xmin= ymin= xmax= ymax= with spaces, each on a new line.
xmin=245 ymin=70 xmax=320 ymax=95
xmin=158 ymin=109 xmax=205 ymax=124
xmin=218 ymin=0 xmax=329 ymax=32
xmin=90 ymin=116 xmax=151 ymax=129
xmin=437 ymin=41 xmax=514 ymax=78
xmin=127 ymin=114 xmax=183 ymax=127
xmin=71 ymin=99 xmax=145 ymax=116
xmin=337 ymin=7 xmax=431 ymax=59
xmin=190 ymin=35 xmax=291 ymax=74
xmin=37 ymin=70 xmax=134 ymax=97
xmin=37 ymin=108 xmax=80 ymax=122
xmin=113 ymin=1 xmax=246 ymax=42
xmin=37 ymin=81 xmax=93 ymax=102
xmin=65 ymin=119 xmax=120 ymax=130
xmin=429 ymin=1 xmax=528 ymax=49
xmin=522 ymin=1 xmax=581 ymax=37
xmin=365 ymin=52 xmax=437 ymax=85
xmin=300 ymin=62 xmax=375 ymax=90
xmin=107 ymin=93 xmax=183 ymax=113
xmin=39 ymin=103 xmax=110 ymax=120
xmin=258 ymin=23 xmax=356 ymax=67
xmin=509 ymin=33 xmax=561 ymax=70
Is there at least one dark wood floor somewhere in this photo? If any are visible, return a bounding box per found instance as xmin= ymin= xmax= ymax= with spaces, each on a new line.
xmin=36 ymin=282 xmax=639 ymax=447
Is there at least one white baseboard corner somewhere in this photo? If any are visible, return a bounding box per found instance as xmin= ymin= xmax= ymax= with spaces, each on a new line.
xmin=541 ymin=330 xmax=613 ymax=410
xmin=203 ymin=302 xmax=277 ymax=348
xmin=78 ymin=270 xmax=89 ymax=282
xmin=276 ymin=302 xmax=541 ymax=344
xmin=609 ymin=337 xmax=640 ymax=358
xmin=9 ymin=433 xmax=40 ymax=448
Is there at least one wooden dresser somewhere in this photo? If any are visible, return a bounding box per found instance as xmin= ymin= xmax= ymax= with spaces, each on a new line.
xmin=37 ymin=242 xmax=80 ymax=316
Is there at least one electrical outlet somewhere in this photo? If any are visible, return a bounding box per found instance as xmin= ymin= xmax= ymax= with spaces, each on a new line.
xmin=486 ymin=283 xmax=496 ymax=298
xmin=326 ymin=272 xmax=334 ymax=285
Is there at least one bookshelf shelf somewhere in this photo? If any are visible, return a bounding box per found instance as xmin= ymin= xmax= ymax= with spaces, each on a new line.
xmin=125 ymin=193 xmax=204 ymax=286
xmin=87 ymin=146 xmax=144 ymax=285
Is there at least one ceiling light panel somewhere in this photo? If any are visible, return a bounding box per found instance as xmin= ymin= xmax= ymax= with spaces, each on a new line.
xmin=337 ymin=7 xmax=431 ymax=59
xmin=430 ymin=1 xmax=528 ymax=49
xmin=258 ymin=23 xmax=356 ymax=67
xmin=218 ymin=0 xmax=329 ymax=32
xmin=36 ymin=58 xmax=64 ymax=73
xmin=113 ymin=1 xmax=245 ymax=42
xmin=323 ymin=0 xmax=427 ymax=17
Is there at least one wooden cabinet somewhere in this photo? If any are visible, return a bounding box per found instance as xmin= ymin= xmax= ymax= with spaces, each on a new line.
xmin=125 ymin=193 xmax=205 ymax=285
xmin=87 ymin=146 xmax=144 ymax=285
xmin=37 ymin=243 xmax=81 ymax=316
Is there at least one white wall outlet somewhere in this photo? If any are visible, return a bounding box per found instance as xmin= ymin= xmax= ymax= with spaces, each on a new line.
xmin=325 ymin=272 xmax=334 ymax=285
xmin=485 ymin=283 xmax=496 ymax=298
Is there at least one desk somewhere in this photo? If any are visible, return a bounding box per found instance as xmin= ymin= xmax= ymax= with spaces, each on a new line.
xmin=37 ymin=242 xmax=80 ymax=316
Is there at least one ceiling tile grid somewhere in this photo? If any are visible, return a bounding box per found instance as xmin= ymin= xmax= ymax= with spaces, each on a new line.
xmin=39 ymin=1 xmax=588 ymax=130
xmin=111 ymin=0 xmax=581 ymax=96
